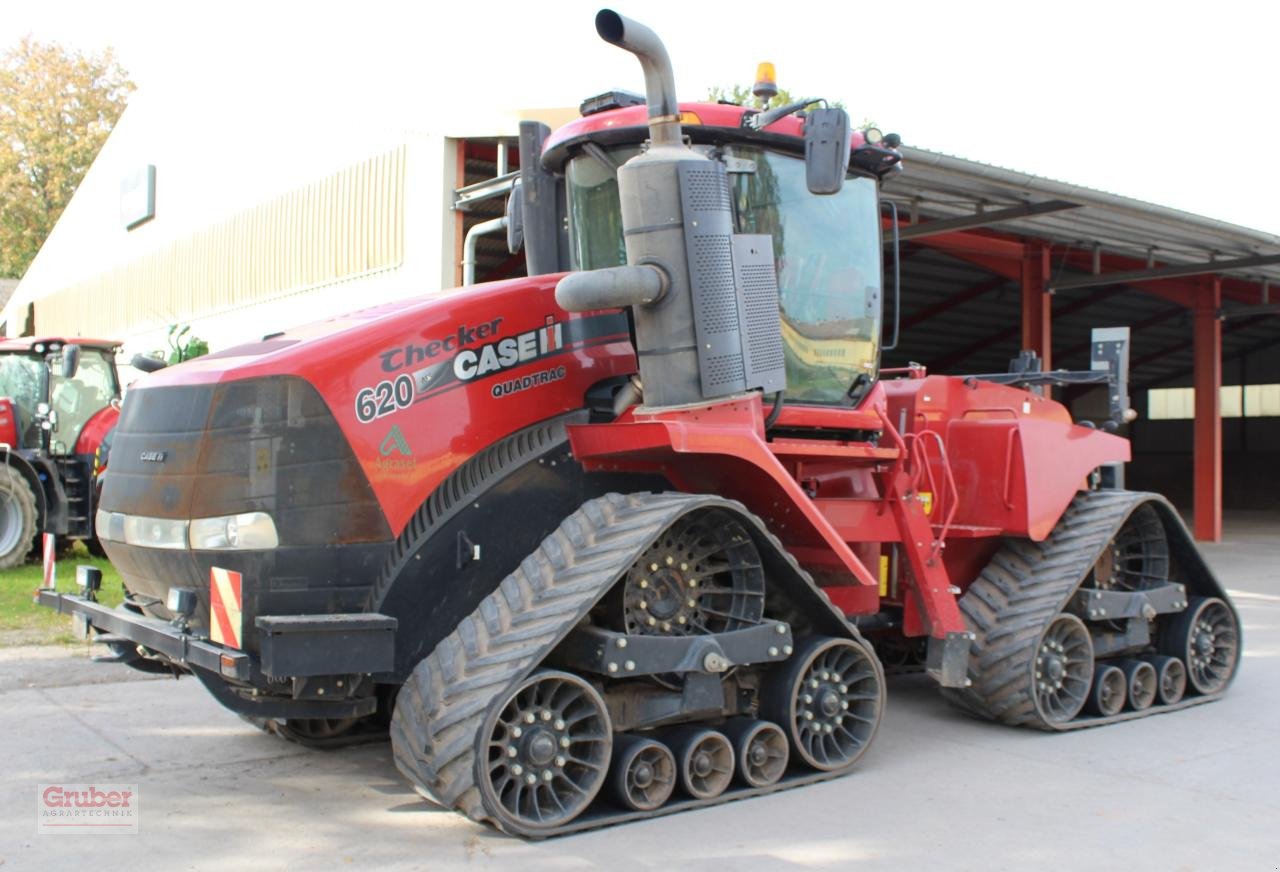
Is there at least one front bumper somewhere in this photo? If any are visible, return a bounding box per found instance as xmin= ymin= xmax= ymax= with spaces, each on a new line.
xmin=37 ymin=589 xmax=397 ymax=718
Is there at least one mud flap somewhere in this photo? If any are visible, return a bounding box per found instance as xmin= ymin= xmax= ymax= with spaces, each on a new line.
xmin=927 ymin=630 xmax=974 ymax=688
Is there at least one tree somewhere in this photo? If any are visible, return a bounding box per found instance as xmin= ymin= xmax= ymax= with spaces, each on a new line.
xmin=707 ymin=84 xmax=845 ymax=112
xmin=708 ymin=83 xmax=799 ymax=111
xmin=0 ymin=37 xmax=133 ymax=278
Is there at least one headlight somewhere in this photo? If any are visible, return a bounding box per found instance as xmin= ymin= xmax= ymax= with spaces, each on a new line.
xmin=95 ymin=509 xmax=125 ymax=543
xmin=95 ymin=509 xmax=279 ymax=550
xmin=122 ymin=515 xmax=189 ymax=550
xmin=189 ymin=512 xmax=279 ymax=550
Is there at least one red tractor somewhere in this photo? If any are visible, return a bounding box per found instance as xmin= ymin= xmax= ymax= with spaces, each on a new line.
xmin=0 ymin=337 xmax=121 ymax=567
xmin=41 ymin=10 xmax=1239 ymax=837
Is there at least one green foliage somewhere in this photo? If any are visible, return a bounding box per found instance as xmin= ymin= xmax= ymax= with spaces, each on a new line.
xmin=0 ymin=37 xmax=133 ymax=279
xmin=165 ymin=324 xmax=209 ymax=364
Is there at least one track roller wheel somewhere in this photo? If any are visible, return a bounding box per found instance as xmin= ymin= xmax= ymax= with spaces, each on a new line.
xmin=667 ymin=727 xmax=734 ymax=800
xmin=1117 ymin=659 xmax=1157 ymax=711
xmin=619 ymin=509 xmax=765 ymax=637
xmin=762 ymin=636 xmax=882 ymax=772
xmin=1142 ymin=654 xmax=1187 ymax=705
xmin=1032 ymin=614 xmax=1094 ymax=725
xmin=608 ymin=734 xmax=676 ymax=812
xmin=478 ymin=669 xmax=612 ymax=833
xmin=1160 ymin=597 xmax=1240 ymax=695
xmin=721 ymin=718 xmax=788 ymax=788
xmin=1085 ymin=664 xmax=1126 ymax=717
xmin=1089 ymin=503 xmax=1169 ymax=592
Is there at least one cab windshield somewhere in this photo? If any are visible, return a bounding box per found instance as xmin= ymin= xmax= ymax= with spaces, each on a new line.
xmin=51 ymin=348 xmax=118 ymax=453
xmin=566 ymin=143 xmax=883 ymax=405
xmin=0 ymin=353 xmax=45 ymax=447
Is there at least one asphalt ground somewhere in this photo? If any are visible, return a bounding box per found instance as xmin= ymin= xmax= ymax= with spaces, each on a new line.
xmin=1 ymin=514 xmax=1276 ymax=871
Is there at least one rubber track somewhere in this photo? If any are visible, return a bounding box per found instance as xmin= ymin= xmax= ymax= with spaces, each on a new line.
xmin=390 ymin=492 xmax=705 ymax=830
xmin=389 ymin=491 xmax=879 ymax=836
xmin=942 ymin=489 xmax=1230 ymax=731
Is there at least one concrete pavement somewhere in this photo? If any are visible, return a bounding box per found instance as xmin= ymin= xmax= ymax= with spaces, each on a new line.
xmin=1 ymin=516 xmax=1276 ymax=871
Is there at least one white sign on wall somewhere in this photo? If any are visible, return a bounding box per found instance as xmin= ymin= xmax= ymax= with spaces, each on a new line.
xmin=120 ymin=165 xmax=156 ymax=230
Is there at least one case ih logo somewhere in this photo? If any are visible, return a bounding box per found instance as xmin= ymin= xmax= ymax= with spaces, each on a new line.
xmin=358 ymin=316 xmax=570 ymax=424
xmin=452 ymin=317 xmax=564 ymax=382
xmin=38 ymin=784 xmax=139 ymax=834
xmin=379 ymin=318 xmax=505 ymax=372
xmin=139 ymin=450 xmax=166 ymax=463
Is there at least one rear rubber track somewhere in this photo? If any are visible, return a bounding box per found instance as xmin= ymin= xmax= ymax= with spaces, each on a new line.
xmin=942 ymin=489 xmax=1234 ymax=730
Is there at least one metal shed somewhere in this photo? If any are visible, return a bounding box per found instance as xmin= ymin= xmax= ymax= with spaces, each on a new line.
xmin=879 ymin=146 xmax=1280 ymax=540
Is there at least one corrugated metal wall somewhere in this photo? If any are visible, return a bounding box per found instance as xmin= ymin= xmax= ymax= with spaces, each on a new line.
xmin=35 ymin=145 xmax=407 ymax=337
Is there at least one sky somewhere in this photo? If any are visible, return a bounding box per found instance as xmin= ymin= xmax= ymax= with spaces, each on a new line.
xmin=4 ymin=0 xmax=1280 ymax=235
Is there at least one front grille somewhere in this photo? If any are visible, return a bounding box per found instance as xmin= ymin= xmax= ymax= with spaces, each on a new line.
xmin=102 ymin=376 xmax=390 ymax=545
xmin=100 ymin=376 xmax=394 ymax=645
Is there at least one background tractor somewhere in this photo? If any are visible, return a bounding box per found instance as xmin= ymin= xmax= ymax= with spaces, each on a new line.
xmin=0 ymin=337 xmax=120 ymax=567
xmin=40 ymin=9 xmax=1239 ymax=837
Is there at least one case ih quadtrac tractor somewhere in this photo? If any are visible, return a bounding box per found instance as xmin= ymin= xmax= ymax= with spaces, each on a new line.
xmin=40 ymin=10 xmax=1239 ymax=837
xmin=0 ymin=337 xmax=121 ymax=567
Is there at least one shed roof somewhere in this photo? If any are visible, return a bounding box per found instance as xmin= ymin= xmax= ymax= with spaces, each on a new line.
xmin=880 ymin=147 xmax=1280 ymax=387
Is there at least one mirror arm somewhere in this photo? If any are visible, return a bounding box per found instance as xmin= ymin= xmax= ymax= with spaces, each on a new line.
xmin=749 ymin=97 xmax=821 ymax=130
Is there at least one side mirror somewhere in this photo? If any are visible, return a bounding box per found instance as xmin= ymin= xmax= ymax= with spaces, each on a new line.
xmin=803 ymin=107 xmax=851 ymax=195
xmin=518 ymin=120 xmax=564 ymax=276
xmin=506 ymin=178 xmax=525 ymax=255
xmin=60 ymin=344 xmax=80 ymax=379
xmin=131 ymin=353 xmax=168 ymax=373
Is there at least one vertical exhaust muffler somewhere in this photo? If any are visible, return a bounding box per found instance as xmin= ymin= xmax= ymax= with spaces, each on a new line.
xmin=556 ymin=9 xmax=786 ymax=408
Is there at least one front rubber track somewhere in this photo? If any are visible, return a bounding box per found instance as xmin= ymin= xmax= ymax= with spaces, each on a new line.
xmin=389 ymin=491 xmax=878 ymax=837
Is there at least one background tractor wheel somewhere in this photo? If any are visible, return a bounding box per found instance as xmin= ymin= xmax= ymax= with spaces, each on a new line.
xmin=0 ymin=466 xmax=38 ymax=569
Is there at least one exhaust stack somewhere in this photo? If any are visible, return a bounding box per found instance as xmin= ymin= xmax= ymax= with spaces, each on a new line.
xmin=594 ymin=10 xmax=682 ymax=147
xmin=557 ymin=10 xmax=786 ymax=409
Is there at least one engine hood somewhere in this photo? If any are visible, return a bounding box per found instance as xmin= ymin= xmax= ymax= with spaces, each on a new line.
xmin=139 ymin=274 xmax=566 ymax=390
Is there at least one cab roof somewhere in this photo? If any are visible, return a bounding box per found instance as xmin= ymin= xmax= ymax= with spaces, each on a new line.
xmin=0 ymin=337 xmax=120 ymax=353
xmin=542 ymin=100 xmax=875 ymax=172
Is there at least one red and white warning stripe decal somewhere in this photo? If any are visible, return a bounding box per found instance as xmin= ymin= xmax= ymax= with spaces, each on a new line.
xmin=208 ymin=567 xmax=243 ymax=649
xmin=42 ymin=533 xmax=55 ymax=588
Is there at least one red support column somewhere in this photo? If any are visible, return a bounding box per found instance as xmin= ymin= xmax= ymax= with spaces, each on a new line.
xmin=1021 ymin=244 xmax=1052 ymax=369
xmin=1193 ymin=278 xmax=1222 ymax=542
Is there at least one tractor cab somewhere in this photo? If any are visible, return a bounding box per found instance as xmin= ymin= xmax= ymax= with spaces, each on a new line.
xmin=540 ymin=98 xmax=901 ymax=410
xmin=0 ymin=338 xmax=121 ymax=454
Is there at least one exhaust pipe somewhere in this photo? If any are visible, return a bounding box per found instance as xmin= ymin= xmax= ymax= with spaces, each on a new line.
xmin=558 ymin=10 xmax=783 ymax=408
xmin=595 ymin=9 xmax=682 ymax=147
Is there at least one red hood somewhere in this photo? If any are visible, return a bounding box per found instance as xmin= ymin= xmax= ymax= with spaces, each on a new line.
xmin=136 ymin=274 xmax=566 ymax=390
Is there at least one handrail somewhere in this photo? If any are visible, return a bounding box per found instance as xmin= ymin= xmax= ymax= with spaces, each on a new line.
xmin=1002 ymin=426 xmax=1021 ymax=509
xmin=916 ymin=429 xmax=959 ymax=563
xmin=959 ymin=406 xmax=1019 ymax=420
